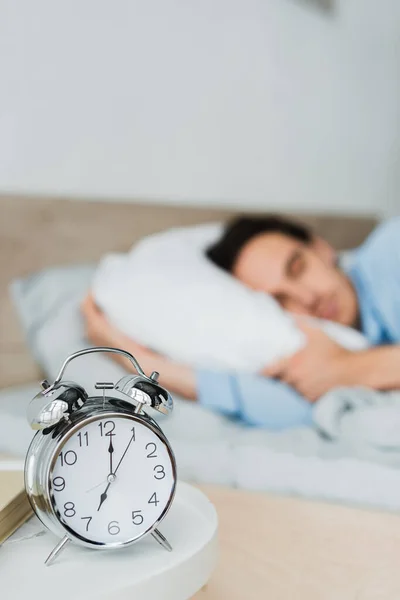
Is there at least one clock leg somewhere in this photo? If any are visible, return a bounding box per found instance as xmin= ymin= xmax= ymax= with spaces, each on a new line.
xmin=152 ymin=528 xmax=173 ymax=552
xmin=45 ymin=535 xmax=70 ymax=566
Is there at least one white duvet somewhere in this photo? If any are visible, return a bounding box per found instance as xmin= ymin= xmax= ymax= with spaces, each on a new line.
xmin=92 ymin=223 xmax=368 ymax=371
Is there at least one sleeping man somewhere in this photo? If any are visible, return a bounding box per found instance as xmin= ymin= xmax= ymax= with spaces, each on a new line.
xmin=81 ymin=215 xmax=400 ymax=429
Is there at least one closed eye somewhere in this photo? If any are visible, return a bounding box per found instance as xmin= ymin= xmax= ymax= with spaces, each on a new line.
xmin=286 ymin=250 xmax=306 ymax=279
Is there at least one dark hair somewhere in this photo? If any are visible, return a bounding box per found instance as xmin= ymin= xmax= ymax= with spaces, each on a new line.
xmin=206 ymin=215 xmax=312 ymax=273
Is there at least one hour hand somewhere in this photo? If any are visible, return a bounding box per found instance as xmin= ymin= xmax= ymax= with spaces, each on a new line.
xmin=97 ymin=483 xmax=111 ymax=511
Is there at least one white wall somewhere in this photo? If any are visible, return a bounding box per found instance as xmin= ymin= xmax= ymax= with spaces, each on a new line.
xmin=0 ymin=0 xmax=399 ymax=215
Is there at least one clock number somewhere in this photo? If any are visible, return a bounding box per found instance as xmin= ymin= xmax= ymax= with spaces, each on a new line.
xmin=146 ymin=443 xmax=157 ymax=458
xmin=132 ymin=510 xmax=144 ymax=525
xmin=148 ymin=492 xmax=159 ymax=507
xmin=64 ymin=502 xmax=76 ymax=518
xmin=81 ymin=516 xmax=92 ymax=532
xmin=98 ymin=420 xmax=116 ymax=437
xmin=108 ymin=521 xmax=120 ymax=535
xmin=52 ymin=476 xmax=65 ymax=492
xmin=77 ymin=432 xmax=89 ymax=447
xmin=59 ymin=450 xmax=77 ymax=467
xmin=154 ymin=465 xmax=166 ymax=480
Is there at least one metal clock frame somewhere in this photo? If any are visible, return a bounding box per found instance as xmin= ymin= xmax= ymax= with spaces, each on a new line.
xmin=24 ymin=347 xmax=177 ymax=565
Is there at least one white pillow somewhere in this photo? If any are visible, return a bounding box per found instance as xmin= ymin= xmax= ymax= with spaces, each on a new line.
xmin=92 ymin=223 xmax=368 ymax=372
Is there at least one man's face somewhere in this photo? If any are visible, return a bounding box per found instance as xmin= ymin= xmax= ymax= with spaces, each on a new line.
xmin=233 ymin=233 xmax=358 ymax=327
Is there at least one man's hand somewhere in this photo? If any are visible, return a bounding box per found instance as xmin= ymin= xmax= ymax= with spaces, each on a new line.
xmin=81 ymin=294 xmax=154 ymax=368
xmin=81 ymin=293 xmax=140 ymax=350
xmin=80 ymin=294 xmax=197 ymax=400
xmin=263 ymin=320 xmax=353 ymax=402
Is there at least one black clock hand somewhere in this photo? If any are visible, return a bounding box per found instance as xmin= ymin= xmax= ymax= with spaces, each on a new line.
xmin=108 ymin=434 xmax=114 ymax=475
xmin=113 ymin=427 xmax=135 ymax=475
xmin=97 ymin=428 xmax=135 ymax=511
xmin=97 ymin=482 xmax=111 ymax=511
xmin=97 ymin=435 xmax=115 ymax=511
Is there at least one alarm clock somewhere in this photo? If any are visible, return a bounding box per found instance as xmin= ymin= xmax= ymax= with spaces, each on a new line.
xmin=25 ymin=347 xmax=177 ymax=566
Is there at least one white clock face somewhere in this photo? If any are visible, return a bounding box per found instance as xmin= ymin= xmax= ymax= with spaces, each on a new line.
xmin=49 ymin=415 xmax=176 ymax=546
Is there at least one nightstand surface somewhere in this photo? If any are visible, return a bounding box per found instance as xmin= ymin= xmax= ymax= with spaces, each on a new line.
xmin=194 ymin=485 xmax=400 ymax=600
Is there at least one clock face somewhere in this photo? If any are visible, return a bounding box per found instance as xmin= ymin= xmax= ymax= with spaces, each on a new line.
xmin=49 ymin=414 xmax=176 ymax=546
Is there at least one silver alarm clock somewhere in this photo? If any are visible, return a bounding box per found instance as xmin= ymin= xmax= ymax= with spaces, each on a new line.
xmin=25 ymin=347 xmax=177 ymax=566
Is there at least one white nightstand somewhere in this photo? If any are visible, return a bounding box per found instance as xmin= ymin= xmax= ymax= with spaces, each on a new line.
xmin=2 ymin=482 xmax=218 ymax=600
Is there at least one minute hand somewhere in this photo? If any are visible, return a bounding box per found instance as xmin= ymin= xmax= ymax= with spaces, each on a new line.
xmin=108 ymin=435 xmax=114 ymax=475
xmin=113 ymin=427 xmax=136 ymax=475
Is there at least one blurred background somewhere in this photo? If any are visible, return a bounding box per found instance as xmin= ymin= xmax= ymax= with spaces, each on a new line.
xmin=1 ymin=0 xmax=399 ymax=214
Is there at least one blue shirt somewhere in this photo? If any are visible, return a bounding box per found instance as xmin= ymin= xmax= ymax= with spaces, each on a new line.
xmin=348 ymin=218 xmax=400 ymax=345
xmin=196 ymin=218 xmax=400 ymax=429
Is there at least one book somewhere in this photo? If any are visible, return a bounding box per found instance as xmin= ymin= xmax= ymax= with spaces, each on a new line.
xmin=0 ymin=456 xmax=33 ymax=544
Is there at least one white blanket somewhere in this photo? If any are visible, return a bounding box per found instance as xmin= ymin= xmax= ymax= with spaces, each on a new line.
xmin=314 ymin=387 xmax=400 ymax=467
xmin=92 ymin=223 xmax=368 ymax=372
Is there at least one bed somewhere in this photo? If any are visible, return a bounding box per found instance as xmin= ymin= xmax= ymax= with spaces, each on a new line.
xmin=5 ymin=194 xmax=396 ymax=511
